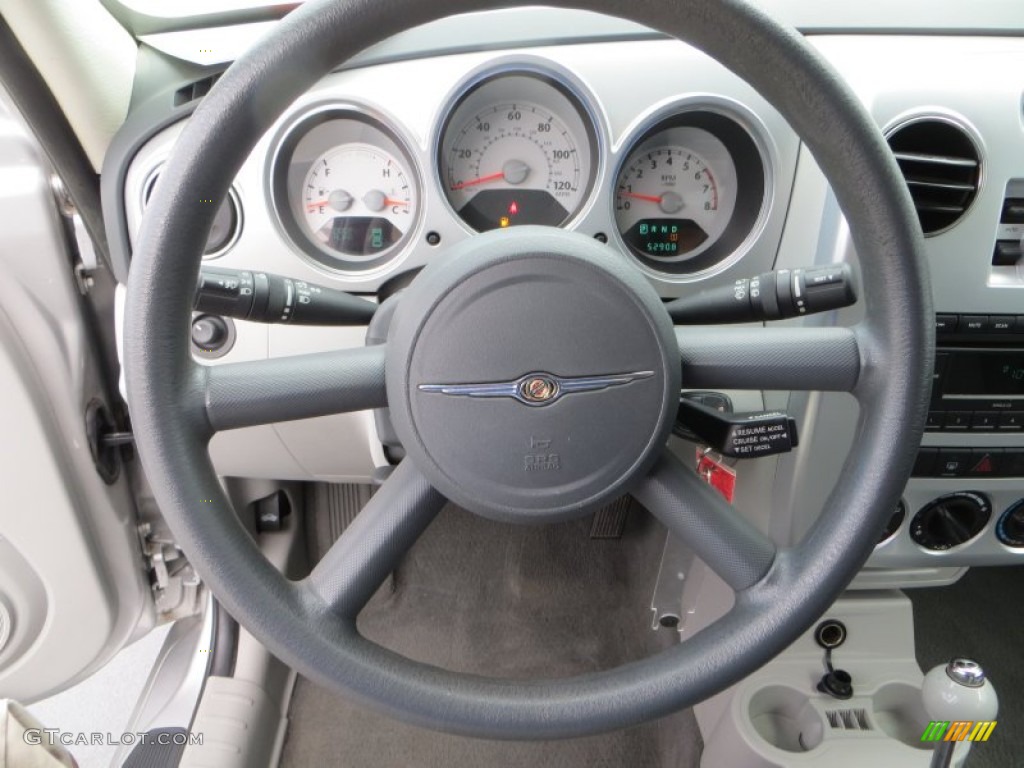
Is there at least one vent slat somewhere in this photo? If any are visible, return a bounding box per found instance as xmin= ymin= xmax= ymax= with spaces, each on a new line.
xmin=173 ymin=73 xmax=223 ymax=108
xmin=887 ymin=119 xmax=980 ymax=235
xmin=913 ymin=203 xmax=966 ymax=214
xmin=906 ymin=178 xmax=977 ymax=192
xmin=894 ymin=151 xmax=978 ymax=168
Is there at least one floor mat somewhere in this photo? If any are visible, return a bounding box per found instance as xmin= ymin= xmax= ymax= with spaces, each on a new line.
xmin=281 ymin=504 xmax=702 ymax=767
xmin=909 ymin=566 xmax=1024 ymax=768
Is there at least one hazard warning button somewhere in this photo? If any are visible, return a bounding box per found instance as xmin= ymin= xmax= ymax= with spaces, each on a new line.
xmin=967 ymin=448 xmax=1004 ymax=477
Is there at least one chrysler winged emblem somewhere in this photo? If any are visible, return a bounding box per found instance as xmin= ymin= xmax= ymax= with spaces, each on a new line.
xmin=418 ymin=370 xmax=654 ymax=407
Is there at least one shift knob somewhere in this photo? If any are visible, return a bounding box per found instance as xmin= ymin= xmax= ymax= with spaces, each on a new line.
xmin=922 ymin=658 xmax=999 ymax=722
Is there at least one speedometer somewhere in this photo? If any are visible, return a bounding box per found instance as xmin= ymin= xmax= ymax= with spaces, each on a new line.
xmin=439 ymin=71 xmax=597 ymax=231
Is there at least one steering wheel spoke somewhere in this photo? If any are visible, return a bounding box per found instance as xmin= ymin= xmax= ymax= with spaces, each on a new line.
xmin=304 ymin=460 xmax=444 ymax=619
xmin=677 ymin=326 xmax=863 ymax=393
xmin=633 ymin=451 xmax=777 ymax=592
xmin=199 ymin=344 xmax=387 ymax=433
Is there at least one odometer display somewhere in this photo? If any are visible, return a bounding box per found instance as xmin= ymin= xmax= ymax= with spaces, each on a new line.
xmin=622 ymin=218 xmax=710 ymax=257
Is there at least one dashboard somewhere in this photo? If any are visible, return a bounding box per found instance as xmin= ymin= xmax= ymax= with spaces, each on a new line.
xmin=259 ymin=65 xmax=766 ymax=278
xmin=108 ymin=11 xmax=1024 ymax=579
xmin=121 ymin=42 xmax=797 ymax=297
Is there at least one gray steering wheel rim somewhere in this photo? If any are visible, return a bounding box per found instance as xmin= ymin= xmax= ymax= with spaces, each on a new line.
xmin=124 ymin=0 xmax=933 ymax=740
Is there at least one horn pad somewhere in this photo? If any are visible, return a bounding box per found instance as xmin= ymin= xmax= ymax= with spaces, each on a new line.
xmin=385 ymin=227 xmax=680 ymax=523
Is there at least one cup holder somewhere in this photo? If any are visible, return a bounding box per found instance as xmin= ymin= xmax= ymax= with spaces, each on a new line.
xmin=871 ymin=683 xmax=931 ymax=749
xmin=749 ymin=685 xmax=824 ymax=752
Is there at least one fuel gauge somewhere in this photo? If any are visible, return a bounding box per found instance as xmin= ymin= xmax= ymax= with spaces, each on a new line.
xmin=272 ymin=108 xmax=421 ymax=272
xmin=302 ymin=143 xmax=416 ymax=258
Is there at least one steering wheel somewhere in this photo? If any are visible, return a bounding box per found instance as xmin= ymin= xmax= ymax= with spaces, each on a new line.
xmin=124 ymin=0 xmax=932 ymax=739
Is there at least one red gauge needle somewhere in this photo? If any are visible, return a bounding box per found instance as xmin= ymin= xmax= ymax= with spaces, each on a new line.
xmin=307 ymin=198 xmax=408 ymax=210
xmin=618 ymin=191 xmax=664 ymax=204
xmin=450 ymin=171 xmax=505 ymax=191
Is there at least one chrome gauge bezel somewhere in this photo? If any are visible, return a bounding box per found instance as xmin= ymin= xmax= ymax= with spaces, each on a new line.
xmin=267 ymin=102 xmax=424 ymax=275
xmin=142 ymin=166 xmax=244 ymax=260
xmin=611 ymin=97 xmax=775 ymax=281
xmin=433 ymin=59 xmax=604 ymax=235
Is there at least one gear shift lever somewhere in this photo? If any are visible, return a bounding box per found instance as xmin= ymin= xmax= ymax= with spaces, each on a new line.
xmin=922 ymin=659 xmax=998 ymax=768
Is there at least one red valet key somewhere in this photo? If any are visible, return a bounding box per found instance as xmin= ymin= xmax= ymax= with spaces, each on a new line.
xmin=696 ymin=447 xmax=737 ymax=504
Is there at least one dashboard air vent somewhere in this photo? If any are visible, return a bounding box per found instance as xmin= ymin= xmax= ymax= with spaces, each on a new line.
xmin=886 ymin=119 xmax=980 ymax=235
xmin=173 ymin=73 xmax=222 ymax=107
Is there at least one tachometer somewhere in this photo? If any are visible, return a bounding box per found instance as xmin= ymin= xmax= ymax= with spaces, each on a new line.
xmin=613 ymin=110 xmax=768 ymax=277
xmin=439 ymin=71 xmax=597 ymax=231
xmin=615 ymin=127 xmax=737 ymax=262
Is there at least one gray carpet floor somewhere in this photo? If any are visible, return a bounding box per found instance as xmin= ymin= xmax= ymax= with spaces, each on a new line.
xmin=281 ymin=504 xmax=702 ymax=767
xmin=283 ymin=498 xmax=1023 ymax=767
xmin=909 ymin=566 xmax=1024 ymax=768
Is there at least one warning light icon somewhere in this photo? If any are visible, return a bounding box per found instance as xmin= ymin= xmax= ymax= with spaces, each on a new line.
xmin=970 ymin=454 xmax=994 ymax=474
xmin=509 ymin=201 xmax=519 ymax=216
xmin=499 ymin=216 xmax=511 ymax=228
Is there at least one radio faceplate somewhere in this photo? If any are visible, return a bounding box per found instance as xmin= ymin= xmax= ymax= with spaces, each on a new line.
xmin=913 ymin=323 xmax=1024 ymax=480
xmin=927 ymin=318 xmax=1024 ymax=434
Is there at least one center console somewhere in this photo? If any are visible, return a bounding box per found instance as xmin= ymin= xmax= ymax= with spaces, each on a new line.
xmin=870 ymin=184 xmax=1024 ymax=565
xmin=687 ymin=36 xmax=1024 ymax=768
xmin=874 ymin=317 xmax=1024 ymax=563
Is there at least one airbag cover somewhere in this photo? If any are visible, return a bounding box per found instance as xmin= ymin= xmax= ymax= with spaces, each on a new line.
xmin=386 ymin=227 xmax=679 ymax=522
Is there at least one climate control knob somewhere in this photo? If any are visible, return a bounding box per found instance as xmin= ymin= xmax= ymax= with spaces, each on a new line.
xmin=996 ymin=500 xmax=1024 ymax=548
xmin=878 ymin=500 xmax=907 ymax=544
xmin=910 ymin=492 xmax=991 ymax=551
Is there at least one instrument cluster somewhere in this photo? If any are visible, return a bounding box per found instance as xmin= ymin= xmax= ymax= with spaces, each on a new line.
xmin=267 ymin=63 xmax=771 ymax=280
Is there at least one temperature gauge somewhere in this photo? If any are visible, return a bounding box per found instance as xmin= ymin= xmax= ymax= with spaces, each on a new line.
xmin=273 ymin=109 xmax=421 ymax=271
xmin=302 ymin=143 xmax=416 ymax=259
